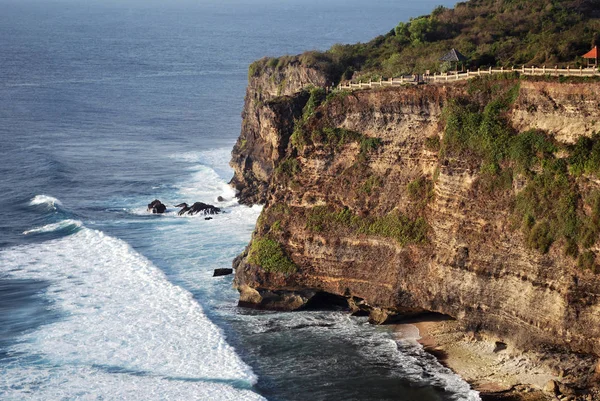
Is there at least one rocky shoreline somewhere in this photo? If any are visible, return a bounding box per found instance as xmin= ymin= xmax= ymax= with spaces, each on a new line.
xmin=394 ymin=317 xmax=600 ymax=401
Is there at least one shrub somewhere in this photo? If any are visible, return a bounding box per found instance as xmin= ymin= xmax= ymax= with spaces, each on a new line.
xmin=303 ymin=87 xmax=327 ymax=119
xmin=290 ymin=87 xmax=328 ymax=152
xmin=527 ymin=221 xmax=553 ymax=254
xmin=362 ymin=175 xmax=383 ymax=195
xmin=291 ymin=121 xmax=307 ymax=151
xmin=569 ymin=133 xmax=600 ymax=176
xmin=248 ymin=238 xmax=297 ymax=274
xmin=424 ymin=135 xmax=441 ymax=152
xmin=441 ymin=79 xmax=520 ymax=171
xmin=578 ymin=251 xmax=597 ymax=273
xmin=407 ymin=177 xmax=434 ymax=202
xmin=514 ymin=168 xmax=579 ymax=254
xmin=359 ymin=213 xmax=429 ymax=245
xmin=437 ymin=77 xmax=600 ymax=258
xmin=360 ymin=137 xmax=382 ymax=155
xmin=275 ymin=158 xmax=300 ymax=178
xmin=509 ymin=130 xmax=556 ymax=173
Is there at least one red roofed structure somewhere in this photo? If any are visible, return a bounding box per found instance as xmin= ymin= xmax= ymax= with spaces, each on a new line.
xmin=582 ymin=46 xmax=598 ymax=67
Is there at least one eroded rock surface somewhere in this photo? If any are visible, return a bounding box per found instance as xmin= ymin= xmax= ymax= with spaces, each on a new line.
xmin=230 ymin=69 xmax=600 ymax=396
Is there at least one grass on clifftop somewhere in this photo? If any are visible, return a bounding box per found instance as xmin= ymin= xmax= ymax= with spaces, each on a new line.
xmin=249 ymin=0 xmax=600 ymax=83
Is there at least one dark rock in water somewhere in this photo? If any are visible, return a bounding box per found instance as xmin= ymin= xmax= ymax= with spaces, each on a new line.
xmin=205 ymin=217 xmax=213 ymax=221
xmin=213 ymin=268 xmax=233 ymax=277
xmin=147 ymin=199 xmax=166 ymax=214
xmin=175 ymin=202 xmax=221 ymax=216
xmin=217 ymin=196 xmax=225 ymax=202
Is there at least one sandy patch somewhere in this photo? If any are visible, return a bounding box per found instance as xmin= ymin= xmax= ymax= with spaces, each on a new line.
xmin=394 ymin=317 xmax=557 ymax=401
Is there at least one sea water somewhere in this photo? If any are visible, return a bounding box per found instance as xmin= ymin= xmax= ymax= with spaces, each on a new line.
xmin=0 ymin=1 xmax=479 ymax=399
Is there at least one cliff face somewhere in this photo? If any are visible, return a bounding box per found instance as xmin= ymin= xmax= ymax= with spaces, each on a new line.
xmin=511 ymin=81 xmax=600 ymax=144
xmin=230 ymin=69 xmax=600 ymax=391
xmin=229 ymin=60 xmax=334 ymax=204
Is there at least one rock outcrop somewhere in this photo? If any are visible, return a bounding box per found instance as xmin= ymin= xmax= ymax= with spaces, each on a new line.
xmin=229 ymin=56 xmax=335 ymax=205
xmin=147 ymin=199 xmax=167 ymax=214
xmin=230 ymin=66 xmax=600 ymax=396
xmin=175 ymin=202 xmax=221 ymax=216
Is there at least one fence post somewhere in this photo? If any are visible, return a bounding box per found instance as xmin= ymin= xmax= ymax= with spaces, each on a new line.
xmin=555 ymin=66 xmax=558 ymax=75
xmin=567 ymin=65 xmax=570 ymax=74
xmin=581 ymin=66 xmax=583 ymax=76
xmin=478 ymin=68 xmax=481 ymax=76
xmin=543 ymin=65 xmax=546 ymax=74
xmin=489 ymin=66 xmax=492 ymax=74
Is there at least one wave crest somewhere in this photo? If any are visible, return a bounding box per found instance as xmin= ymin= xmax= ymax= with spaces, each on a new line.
xmin=29 ymin=195 xmax=63 ymax=209
xmin=23 ymin=219 xmax=83 ymax=235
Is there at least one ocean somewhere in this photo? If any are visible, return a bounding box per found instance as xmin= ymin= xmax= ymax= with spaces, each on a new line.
xmin=0 ymin=0 xmax=480 ymax=399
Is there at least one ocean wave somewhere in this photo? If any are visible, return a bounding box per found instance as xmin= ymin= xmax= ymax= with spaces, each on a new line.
xmin=129 ymin=155 xmax=242 ymax=217
xmin=169 ymin=148 xmax=235 ymax=181
xmin=29 ymin=195 xmax=62 ymax=209
xmin=23 ymin=219 xmax=83 ymax=235
xmin=176 ymin=165 xmax=237 ymax=206
xmin=0 ymin=227 xmax=262 ymax=400
xmin=231 ymin=311 xmax=480 ymax=401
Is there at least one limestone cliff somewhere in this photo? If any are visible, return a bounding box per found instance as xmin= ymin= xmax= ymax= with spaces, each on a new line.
xmin=230 ymin=67 xmax=600 ymax=396
xmin=229 ymin=57 xmax=335 ymax=204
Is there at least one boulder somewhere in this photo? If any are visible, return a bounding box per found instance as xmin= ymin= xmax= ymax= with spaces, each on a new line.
xmin=213 ymin=268 xmax=233 ymax=277
xmin=368 ymin=308 xmax=390 ymax=325
xmin=147 ymin=199 xmax=166 ymax=214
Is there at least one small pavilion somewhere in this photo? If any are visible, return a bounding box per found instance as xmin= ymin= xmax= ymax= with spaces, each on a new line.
xmin=440 ymin=48 xmax=467 ymax=72
xmin=582 ymin=46 xmax=598 ymax=68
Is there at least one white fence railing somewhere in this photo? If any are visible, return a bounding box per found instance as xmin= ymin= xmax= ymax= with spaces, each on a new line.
xmin=337 ymin=66 xmax=600 ymax=90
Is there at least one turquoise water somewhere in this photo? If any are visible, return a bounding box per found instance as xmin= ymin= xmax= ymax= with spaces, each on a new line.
xmin=0 ymin=1 xmax=479 ymax=399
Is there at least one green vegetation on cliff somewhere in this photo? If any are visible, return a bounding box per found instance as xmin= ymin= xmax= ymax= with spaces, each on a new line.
xmin=249 ymin=0 xmax=600 ymax=83
xmin=290 ymin=87 xmax=382 ymax=158
xmin=439 ymin=75 xmax=599 ymax=271
xmin=248 ymin=237 xmax=297 ymax=274
xmin=305 ymin=206 xmax=429 ymax=246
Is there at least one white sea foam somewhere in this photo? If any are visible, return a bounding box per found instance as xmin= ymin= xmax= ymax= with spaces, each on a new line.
xmin=0 ymin=227 xmax=264 ymax=400
xmin=170 ymin=148 xmax=235 ymax=183
xmin=29 ymin=195 xmax=62 ymax=209
xmin=0 ymin=365 xmax=262 ymax=401
xmin=232 ymin=311 xmax=480 ymax=401
xmin=23 ymin=219 xmax=83 ymax=235
xmin=130 ymin=150 xmax=250 ymax=217
xmin=177 ymin=165 xmax=237 ymax=206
